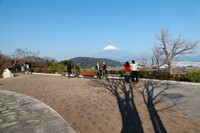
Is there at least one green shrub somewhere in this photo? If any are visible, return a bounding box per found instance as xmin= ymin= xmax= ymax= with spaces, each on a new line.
xmin=139 ymin=70 xmax=171 ymax=80
xmin=186 ymin=70 xmax=200 ymax=83
xmin=42 ymin=68 xmax=56 ymax=73
xmin=33 ymin=68 xmax=42 ymax=73
xmin=107 ymin=70 xmax=119 ymax=74
xmin=31 ymin=60 xmax=79 ymax=74
xmin=153 ymin=71 xmax=171 ymax=80
xmin=139 ymin=71 xmax=150 ymax=78
xmin=59 ymin=60 xmax=80 ymax=73
xmin=171 ymin=75 xmax=188 ymax=81
xmin=32 ymin=68 xmax=58 ymax=74
xmin=118 ymin=70 xmax=125 ymax=76
xmin=49 ymin=63 xmax=66 ymax=73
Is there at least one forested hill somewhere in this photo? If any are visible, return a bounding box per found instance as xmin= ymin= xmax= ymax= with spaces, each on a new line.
xmin=69 ymin=57 xmax=122 ymax=69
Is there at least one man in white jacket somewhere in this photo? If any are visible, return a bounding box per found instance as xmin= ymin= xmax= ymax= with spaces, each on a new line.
xmin=130 ymin=60 xmax=138 ymax=82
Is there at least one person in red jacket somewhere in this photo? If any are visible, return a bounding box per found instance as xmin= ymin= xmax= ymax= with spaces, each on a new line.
xmin=123 ymin=61 xmax=131 ymax=83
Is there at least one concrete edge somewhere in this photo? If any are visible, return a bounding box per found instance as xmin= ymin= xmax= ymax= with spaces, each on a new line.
xmin=31 ymin=72 xmax=200 ymax=85
xmin=139 ymin=78 xmax=200 ymax=85
xmin=0 ymin=90 xmax=76 ymax=133
xmin=32 ymin=72 xmax=62 ymax=76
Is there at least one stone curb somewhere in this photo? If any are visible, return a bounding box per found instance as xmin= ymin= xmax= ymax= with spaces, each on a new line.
xmin=139 ymin=78 xmax=200 ymax=86
xmin=0 ymin=90 xmax=76 ymax=133
xmin=32 ymin=72 xmax=62 ymax=76
xmin=31 ymin=73 xmax=200 ymax=86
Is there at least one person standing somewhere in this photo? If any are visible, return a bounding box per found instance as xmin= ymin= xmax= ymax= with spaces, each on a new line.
xmin=130 ymin=60 xmax=139 ymax=82
xmin=29 ymin=61 xmax=32 ymax=74
xmin=25 ymin=62 xmax=29 ymax=70
xmin=95 ymin=62 xmax=101 ymax=78
xmin=123 ymin=62 xmax=131 ymax=83
xmin=101 ymin=62 xmax=106 ymax=79
xmin=21 ymin=64 xmax=25 ymax=75
xmin=67 ymin=64 xmax=72 ymax=78
xmin=25 ymin=62 xmax=29 ymax=74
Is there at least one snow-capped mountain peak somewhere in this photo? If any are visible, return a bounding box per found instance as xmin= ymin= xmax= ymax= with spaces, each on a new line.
xmin=102 ymin=45 xmax=119 ymax=51
xmin=91 ymin=45 xmax=137 ymax=62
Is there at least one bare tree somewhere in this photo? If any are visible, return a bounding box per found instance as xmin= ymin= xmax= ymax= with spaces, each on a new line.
xmin=0 ymin=52 xmax=12 ymax=75
xmin=11 ymin=48 xmax=40 ymax=66
xmin=151 ymin=44 xmax=166 ymax=70
xmin=138 ymin=53 xmax=149 ymax=68
xmin=153 ymin=29 xmax=199 ymax=74
xmin=43 ymin=57 xmax=57 ymax=66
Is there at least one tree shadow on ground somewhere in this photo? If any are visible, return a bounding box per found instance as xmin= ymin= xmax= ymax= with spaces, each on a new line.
xmin=92 ymin=79 xmax=178 ymax=133
xmin=137 ymin=80 xmax=177 ymax=133
xmin=97 ymin=79 xmax=144 ymax=133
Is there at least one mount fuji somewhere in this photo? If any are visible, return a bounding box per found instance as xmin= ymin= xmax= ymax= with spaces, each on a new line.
xmin=91 ymin=45 xmax=138 ymax=62
xmin=102 ymin=45 xmax=120 ymax=51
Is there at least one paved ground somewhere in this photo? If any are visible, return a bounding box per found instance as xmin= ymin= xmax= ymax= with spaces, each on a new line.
xmin=0 ymin=74 xmax=200 ymax=133
xmin=151 ymin=81 xmax=200 ymax=119
xmin=0 ymin=90 xmax=75 ymax=133
xmin=137 ymin=79 xmax=200 ymax=119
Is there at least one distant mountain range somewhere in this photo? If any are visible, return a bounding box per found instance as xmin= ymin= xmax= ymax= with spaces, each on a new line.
xmin=70 ymin=45 xmax=200 ymax=69
xmin=69 ymin=57 xmax=122 ymax=69
xmin=178 ymin=55 xmax=200 ymax=62
xmin=91 ymin=45 xmax=138 ymax=62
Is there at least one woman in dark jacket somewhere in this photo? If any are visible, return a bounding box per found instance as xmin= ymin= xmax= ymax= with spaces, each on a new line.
xmin=101 ymin=62 xmax=106 ymax=79
xmin=67 ymin=64 xmax=72 ymax=78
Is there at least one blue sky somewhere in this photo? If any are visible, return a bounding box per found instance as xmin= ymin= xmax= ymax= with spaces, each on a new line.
xmin=0 ymin=0 xmax=200 ymax=61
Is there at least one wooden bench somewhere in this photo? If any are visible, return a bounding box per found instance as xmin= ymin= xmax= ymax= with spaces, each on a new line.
xmin=80 ymin=71 xmax=95 ymax=78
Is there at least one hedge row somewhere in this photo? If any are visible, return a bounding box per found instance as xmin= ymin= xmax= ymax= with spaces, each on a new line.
xmin=31 ymin=61 xmax=80 ymax=74
xmin=32 ymin=68 xmax=200 ymax=83
xmin=109 ymin=70 xmax=200 ymax=83
xmin=31 ymin=68 xmax=61 ymax=74
xmin=139 ymin=70 xmax=200 ymax=83
xmin=186 ymin=70 xmax=200 ymax=82
xmin=138 ymin=71 xmax=171 ymax=80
